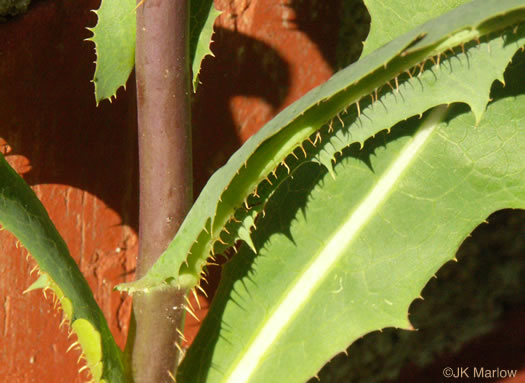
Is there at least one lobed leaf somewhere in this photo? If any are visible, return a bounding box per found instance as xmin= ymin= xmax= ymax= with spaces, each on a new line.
xmin=0 ymin=155 xmax=129 ymax=383
xmin=314 ymin=26 xmax=525 ymax=172
xmin=178 ymin=64 xmax=525 ymax=383
xmin=118 ymin=0 xmax=525 ymax=294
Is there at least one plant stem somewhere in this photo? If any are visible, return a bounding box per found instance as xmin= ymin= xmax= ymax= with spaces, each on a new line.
xmin=132 ymin=0 xmax=192 ymax=381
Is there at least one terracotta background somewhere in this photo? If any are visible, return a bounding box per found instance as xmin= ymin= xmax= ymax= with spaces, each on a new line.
xmin=0 ymin=0 xmax=340 ymax=381
xmin=1 ymin=1 xmax=524 ymax=382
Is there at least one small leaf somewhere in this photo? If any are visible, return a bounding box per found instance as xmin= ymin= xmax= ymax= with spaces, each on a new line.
xmin=88 ymin=0 xmax=136 ymax=105
xmin=89 ymin=0 xmax=220 ymax=103
xmin=190 ymin=0 xmax=222 ymax=90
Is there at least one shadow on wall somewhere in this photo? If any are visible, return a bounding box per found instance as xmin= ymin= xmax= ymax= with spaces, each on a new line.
xmin=0 ymin=0 xmax=363 ymax=231
xmin=0 ymin=0 xmax=140 ymax=229
xmin=0 ymin=3 xmax=294 ymax=232
xmin=0 ymin=1 xmax=352 ymax=312
xmin=193 ymin=0 xmax=368 ymax=194
xmin=288 ymin=0 xmax=370 ymax=69
xmin=192 ymin=26 xmax=291 ymax=195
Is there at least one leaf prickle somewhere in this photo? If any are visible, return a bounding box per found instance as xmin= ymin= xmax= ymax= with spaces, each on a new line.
xmin=0 ymin=154 xmax=129 ymax=383
xmin=88 ymin=0 xmax=136 ymax=105
xmin=179 ymin=59 xmax=525 ymax=383
xmin=88 ymin=0 xmax=221 ymax=103
xmin=117 ymin=0 xmax=525 ymax=296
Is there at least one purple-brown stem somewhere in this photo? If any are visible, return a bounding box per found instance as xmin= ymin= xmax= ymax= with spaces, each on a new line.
xmin=131 ymin=0 xmax=192 ymax=381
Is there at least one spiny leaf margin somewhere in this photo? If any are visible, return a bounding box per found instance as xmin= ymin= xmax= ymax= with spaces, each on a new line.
xmin=0 ymin=154 xmax=129 ymax=383
xmin=178 ymin=82 xmax=525 ymax=383
xmin=88 ymin=0 xmax=136 ymax=105
xmin=117 ymin=0 xmax=525 ymax=295
xmin=88 ymin=0 xmax=221 ymax=103
xmin=190 ymin=0 xmax=222 ymax=90
xmin=313 ymin=26 xmax=525 ymax=173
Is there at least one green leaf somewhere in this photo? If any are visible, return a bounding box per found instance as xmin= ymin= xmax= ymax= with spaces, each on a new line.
xmin=89 ymin=0 xmax=220 ymax=103
xmin=0 ymin=155 xmax=129 ymax=383
xmin=361 ymin=0 xmax=470 ymax=57
xmin=88 ymin=0 xmax=136 ymax=105
xmin=178 ymin=72 xmax=525 ymax=383
xmin=117 ymin=0 xmax=525 ymax=294
xmin=315 ymin=26 xmax=525 ymax=172
xmin=190 ymin=0 xmax=222 ymax=90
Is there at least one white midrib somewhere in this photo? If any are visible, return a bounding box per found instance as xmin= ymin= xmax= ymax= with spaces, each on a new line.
xmin=224 ymin=106 xmax=448 ymax=383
